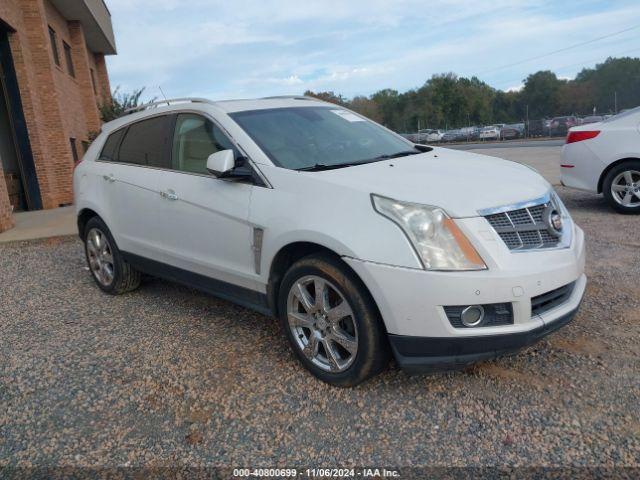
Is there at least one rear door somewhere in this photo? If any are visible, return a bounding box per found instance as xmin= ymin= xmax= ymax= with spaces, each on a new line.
xmin=154 ymin=112 xmax=257 ymax=291
xmin=103 ymin=115 xmax=173 ymax=261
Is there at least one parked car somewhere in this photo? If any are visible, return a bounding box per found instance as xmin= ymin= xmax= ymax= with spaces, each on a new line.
xmin=561 ymin=106 xmax=640 ymax=214
xmin=419 ymin=129 xmax=444 ymax=142
xmin=479 ymin=126 xmax=501 ymax=141
xmin=459 ymin=126 xmax=480 ymax=141
xmin=441 ymin=129 xmax=462 ymax=142
xmin=74 ymin=96 xmax=586 ymax=386
xmin=581 ymin=115 xmax=604 ymax=125
xmin=550 ymin=116 xmax=580 ymax=137
xmin=500 ymin=125 xmax=521 ymax=140
xmin=527 ymin=119 xmax=549 ymax=137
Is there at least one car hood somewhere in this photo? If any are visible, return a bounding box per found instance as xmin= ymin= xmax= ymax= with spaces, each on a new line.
xmin=308 ymin=148 xmax=551 ymax=218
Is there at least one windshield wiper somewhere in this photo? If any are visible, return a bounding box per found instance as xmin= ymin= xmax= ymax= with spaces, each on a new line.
xmin=295 ymin=149 xmax=423 ymax=172
xmin=295 ymin=160 xmax=374 ymax=171
xmin=370 ymin=150 xmax=422 ymax=160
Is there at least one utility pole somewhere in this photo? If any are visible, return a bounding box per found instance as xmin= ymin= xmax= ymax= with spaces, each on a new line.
xmin=525 ymin=104 xmax=529 ymax=138
xmin=614 ymin=91 xmax=618 ymax=114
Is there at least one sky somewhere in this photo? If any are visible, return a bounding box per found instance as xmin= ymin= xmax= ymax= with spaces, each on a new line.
xmin=104 ymin=0 xmax=640 ymax=101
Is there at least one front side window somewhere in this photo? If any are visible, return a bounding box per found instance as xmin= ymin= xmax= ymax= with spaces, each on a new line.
xmin=230 ymin=106 xmax=417 ymax=170
xmin=118 ymin=116 xmax=172 ymax=168
xmin=171 ymin=114 xmax=234 ymax=174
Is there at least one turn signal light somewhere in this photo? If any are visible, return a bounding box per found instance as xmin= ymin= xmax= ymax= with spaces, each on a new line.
xmin=566 ymin=130 xmax=600 ymax=144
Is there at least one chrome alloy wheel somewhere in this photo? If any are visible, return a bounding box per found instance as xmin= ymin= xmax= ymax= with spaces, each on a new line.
xmin=287 ymin=275 xmax=358 ymax=372
xmin=611 ymin=170 xmax=640 ymax=207
xmin=86 ymin=228 xmax=115 ymax=286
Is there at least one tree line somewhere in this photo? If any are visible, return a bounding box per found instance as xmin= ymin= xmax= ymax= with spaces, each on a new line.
xmin=305 ymin=56 xmax=640 ymax=132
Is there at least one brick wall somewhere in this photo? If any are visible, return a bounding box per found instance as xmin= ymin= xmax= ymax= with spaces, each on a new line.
xmin=0 ymin=0 xmax=111 ymax=233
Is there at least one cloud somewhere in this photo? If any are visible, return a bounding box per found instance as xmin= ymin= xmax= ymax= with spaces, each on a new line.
xmin=105 ymin=0 xmax=640 ymax=99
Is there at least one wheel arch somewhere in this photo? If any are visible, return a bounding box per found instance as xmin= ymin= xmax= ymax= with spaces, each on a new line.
xmin=266 ymin=241 xmax=383 ymax=329
xmin=77 ymin=208 xmax=102 ymax=239
xmin=597 ymin=157 xmax=640 ymax=193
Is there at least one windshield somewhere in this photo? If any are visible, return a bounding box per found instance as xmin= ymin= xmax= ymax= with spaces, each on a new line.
xmin=230 ymin=106 xmax=419 ymax=170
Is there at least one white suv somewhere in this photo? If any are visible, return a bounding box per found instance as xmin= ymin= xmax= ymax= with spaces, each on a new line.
xmin=74 ymin=96 xmax=586 ymax=386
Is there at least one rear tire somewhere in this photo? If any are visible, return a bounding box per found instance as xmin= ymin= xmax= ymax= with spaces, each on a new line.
xmin=603 ymin=161 xmax=640 ymax=214
xmin=278 ymin=254 xmax=389 ymax=387
xmin=83 ymin=216 xmax=141 ymax=294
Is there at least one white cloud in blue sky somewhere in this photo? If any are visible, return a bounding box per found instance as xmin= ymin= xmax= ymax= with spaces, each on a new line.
xmin=105 ymin=0 xmax=640 ymax=101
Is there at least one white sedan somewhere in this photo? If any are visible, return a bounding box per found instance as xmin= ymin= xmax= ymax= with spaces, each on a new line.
xmin=561 ymin=106 xmax=640 ymax=214
xmin=479 ymin=126 xmax=501 ymax=141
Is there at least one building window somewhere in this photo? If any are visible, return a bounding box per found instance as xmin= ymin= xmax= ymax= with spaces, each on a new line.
xmin=48 ymin=27 xmax=60 ymax=66
xmin=63 ymin=41 xmax=75 ymax=77
xmin=90 ymin=68 xmax=97 ymax=94
xmin=81 ymin=140 xmax=90 ymax=153
xmin=70 ymin=138 xmax=79 ymax=164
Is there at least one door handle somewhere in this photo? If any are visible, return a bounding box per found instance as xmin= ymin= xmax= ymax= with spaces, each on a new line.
xmin=102 ymin=174 xmax=115 ymax=183
xmin=160 ymin=189 xmax=178 ymax=201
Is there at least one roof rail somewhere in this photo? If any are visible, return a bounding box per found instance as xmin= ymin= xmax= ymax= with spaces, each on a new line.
xmin=261 ymin=95 xmax=319 ymax=101
xmin=123 ymin=97 xmax=215 ymax=115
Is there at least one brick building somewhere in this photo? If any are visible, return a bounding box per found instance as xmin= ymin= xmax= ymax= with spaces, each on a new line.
xmin=0 ymin=0 xmax=116 ymax=232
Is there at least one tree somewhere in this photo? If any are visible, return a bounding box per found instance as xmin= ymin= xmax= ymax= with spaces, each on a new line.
xmin=520 ymin=71 xmax=563 ymax=118
xmin=99 ymin=87 xmax=152 ymax=122
xmin=575 ymin=57 xmax=640 ymax=113
xmin=301 ymin=56 xmax=640 ymax=130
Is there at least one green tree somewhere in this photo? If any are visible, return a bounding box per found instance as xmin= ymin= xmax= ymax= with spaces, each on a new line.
xmin=520 ymin=71 xmax=563 ymax=118
xmin=575 ymin=57 xmax=640 ymax=113
xmin=99 ymin=86 xmax=152 ymax=122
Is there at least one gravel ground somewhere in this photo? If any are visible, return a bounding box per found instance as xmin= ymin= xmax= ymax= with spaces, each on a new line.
xmin=0 ymin=187 xmax=639 ymax=471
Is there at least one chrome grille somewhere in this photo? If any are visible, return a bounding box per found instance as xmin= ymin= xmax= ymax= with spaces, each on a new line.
xmin=484 ymin=201 xmax=561 ymax=251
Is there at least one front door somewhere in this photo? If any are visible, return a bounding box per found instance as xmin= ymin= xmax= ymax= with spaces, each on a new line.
xmin=154 ymin=113 xmax=257 ymax=291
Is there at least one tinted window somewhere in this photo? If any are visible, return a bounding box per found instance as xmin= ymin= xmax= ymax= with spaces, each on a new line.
xmin=119 ymin=116 xmax=172 ymax=168
xmin=171 ymin=114 xmax=234 ymax=174
xmin=99 ymin=129 xmax=125 ymax=161
xmin=230 ymin=107 xmax=414 ymax=170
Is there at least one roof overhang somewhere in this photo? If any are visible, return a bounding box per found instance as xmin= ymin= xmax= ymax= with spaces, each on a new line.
xmin=49 ymin=0 xmax=116 ymax=55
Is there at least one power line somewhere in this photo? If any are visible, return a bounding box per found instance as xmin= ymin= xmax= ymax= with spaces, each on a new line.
xmin=494 ymin=47 xmax=640 ymax=89
xmin=477 ymin=24 xmax=640 ymax=76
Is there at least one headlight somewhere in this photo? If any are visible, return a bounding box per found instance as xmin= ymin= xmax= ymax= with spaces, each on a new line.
xmin=371 ymin=194 xmax=487 ymax=271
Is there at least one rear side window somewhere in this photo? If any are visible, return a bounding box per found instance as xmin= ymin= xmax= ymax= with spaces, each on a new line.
xmin=171 ymin=113 xmax=235 ymax=174
xmin=118 ymin=116 xmax=172 ymax=168
xmin=99 ymin=129 xmax=125 ymax=161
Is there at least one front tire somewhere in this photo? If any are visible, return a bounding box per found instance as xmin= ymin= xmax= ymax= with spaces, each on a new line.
xmin=603 ymin=161 xmax=640 ymax=214
xmin=278 ymin=254 xmax=389 ymax=387
xmin=83 ymin=217 xmax=141 ymax=294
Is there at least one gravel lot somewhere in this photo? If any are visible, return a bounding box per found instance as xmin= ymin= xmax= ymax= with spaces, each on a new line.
xmin=0 ymin=187 xmax=639 ymax=471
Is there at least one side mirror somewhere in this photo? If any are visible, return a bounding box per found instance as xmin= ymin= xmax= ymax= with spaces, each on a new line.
xmin=206 ymin=150 xmax=235 ymax=177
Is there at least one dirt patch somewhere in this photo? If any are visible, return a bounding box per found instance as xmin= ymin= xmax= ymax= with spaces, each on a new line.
xmin=550 ymin=336 xmax=608 ymax=357
xmin=465 ymin=362 xmax=549 ymax=389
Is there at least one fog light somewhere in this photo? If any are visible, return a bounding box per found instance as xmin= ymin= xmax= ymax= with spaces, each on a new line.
xmin=460 ymin=305 xmax=485 ymax=327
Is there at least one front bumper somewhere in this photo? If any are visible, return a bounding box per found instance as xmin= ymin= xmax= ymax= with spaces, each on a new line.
xmin=389 ymin=303 xmax=581 ymax=373
xmin=344 ymin=220 xmax=586 ymax=372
